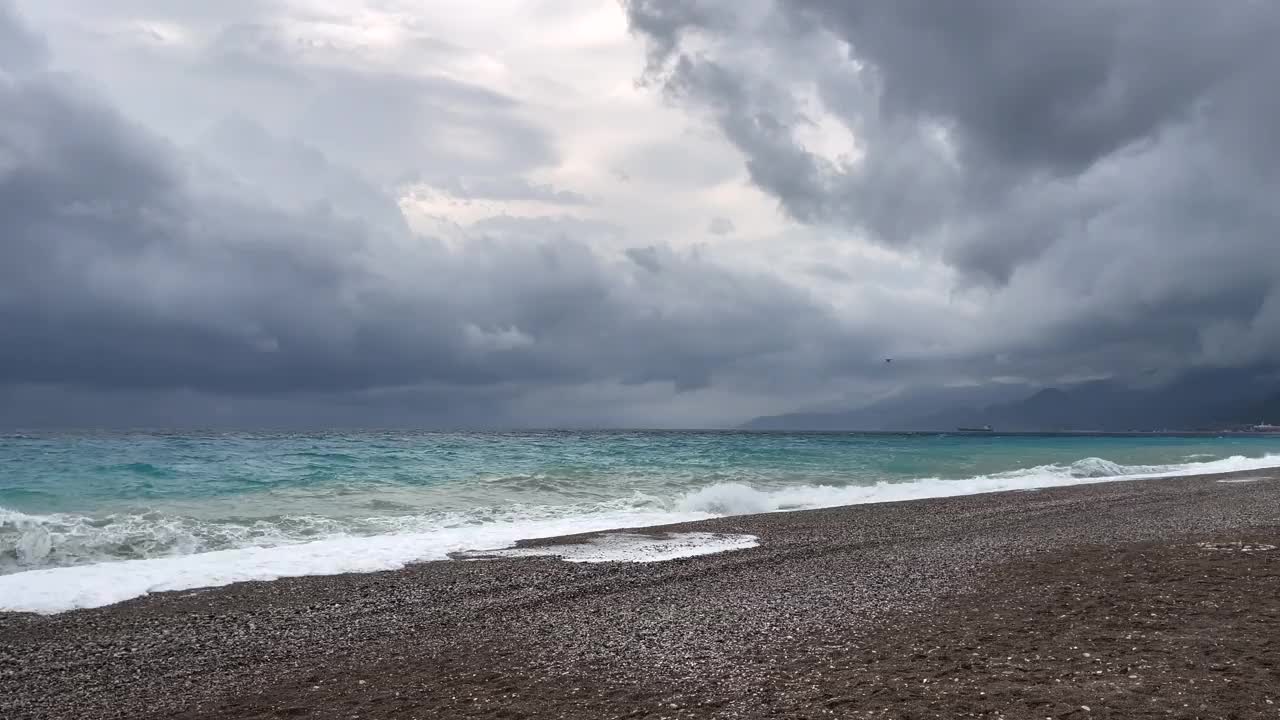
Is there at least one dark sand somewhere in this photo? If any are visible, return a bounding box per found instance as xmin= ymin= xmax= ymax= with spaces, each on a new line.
xmin=3 ymin=471 xmax=1279 ymax=719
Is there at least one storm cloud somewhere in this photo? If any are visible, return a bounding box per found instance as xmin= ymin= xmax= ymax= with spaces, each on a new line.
xmin=2 ymin=1 xmax=901 ymax=427
xmin=5 ymin=0 xmax=1280 ymax=428
xmin=625 ymin=0 xmax=1280 ymax=379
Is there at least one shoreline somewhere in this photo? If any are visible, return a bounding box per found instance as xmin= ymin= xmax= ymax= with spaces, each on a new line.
xmin=497 ymin=465 xmax=1280 ymax=546
xmin=3 ymin=470 xmax=1279 ymax=718
xmin=7 ymin=455 xmax=1280 ymax=616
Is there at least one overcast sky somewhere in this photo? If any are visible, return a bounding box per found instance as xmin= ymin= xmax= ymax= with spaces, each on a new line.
xmin=3 ymin=0 xmax=1279 ymax=428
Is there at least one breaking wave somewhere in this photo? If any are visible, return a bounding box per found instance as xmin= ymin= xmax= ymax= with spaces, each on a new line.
xmin=2 ymin=451 xmax=1278 ymax=614
xmin=676 ymin=454 xmax=1280 ymax=516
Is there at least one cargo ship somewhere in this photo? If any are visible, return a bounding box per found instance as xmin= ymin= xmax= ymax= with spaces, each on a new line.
xmin=956 ymin=425 xmax=994 ymax=432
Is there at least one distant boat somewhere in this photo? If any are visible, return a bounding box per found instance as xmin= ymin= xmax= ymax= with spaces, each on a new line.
xmin=957 ymin=425 xmax=993 ymax=432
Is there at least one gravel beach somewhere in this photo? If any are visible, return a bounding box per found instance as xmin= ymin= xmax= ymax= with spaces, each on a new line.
xmin=3 ymin=471 xmax=1279 ymax=719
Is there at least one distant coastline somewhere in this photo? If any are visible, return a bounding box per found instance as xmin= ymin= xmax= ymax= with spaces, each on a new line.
xmin=735 ymin=429 xmax=1280 ymax=438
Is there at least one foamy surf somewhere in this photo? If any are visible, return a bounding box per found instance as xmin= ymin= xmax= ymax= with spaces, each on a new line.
xmin=2 ymin=451 xmax=1278 ymax=615
xmin=452 ymin=532 xmax=759 ymax=563
xmin=0 ymin=509 xmax=713 ymax=615
xmin=674 ymin=453 xmax=1280 ymax=516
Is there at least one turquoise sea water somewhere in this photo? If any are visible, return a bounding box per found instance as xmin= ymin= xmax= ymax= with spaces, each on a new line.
xmin=2 ymin=431 xmax=1279 ymax=612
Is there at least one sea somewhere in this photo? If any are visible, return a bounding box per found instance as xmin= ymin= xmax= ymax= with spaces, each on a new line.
xmin=3 ymin=430 xmax=1279 ymax=614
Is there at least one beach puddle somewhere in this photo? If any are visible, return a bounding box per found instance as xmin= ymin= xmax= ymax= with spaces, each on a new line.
xmin=452 ymin=531 xmax=758 ymax=563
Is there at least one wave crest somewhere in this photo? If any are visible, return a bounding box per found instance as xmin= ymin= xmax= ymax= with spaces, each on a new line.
xmin=678 ymin=453 xmax=1280 ymax=516
xmin=0 ymin=507 xmax=303 ymax=573
xmin=1067 ymin=457 xmax=1128 ymax=477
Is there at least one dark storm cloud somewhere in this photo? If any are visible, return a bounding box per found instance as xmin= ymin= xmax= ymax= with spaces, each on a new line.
xmin=786 ymin=0 xmax=1246 ymax=175
xmin=21 ymin=0 xmax=1280 ymax=428
xmin=0 ymin=383 xmax=522 ymax=430
xmin=625 ymin=0 xmax=1280 ymax=378
xmin=2 ymin=2 xmax=885 ymax=426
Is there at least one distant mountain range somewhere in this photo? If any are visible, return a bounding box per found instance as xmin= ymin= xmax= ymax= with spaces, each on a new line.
xmin=743 ymin=368 xmax=1280 ymax=432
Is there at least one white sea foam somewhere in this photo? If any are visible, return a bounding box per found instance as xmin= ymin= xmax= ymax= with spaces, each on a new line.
xmin=676 ymin=453 xmax=1280 ymax=516
xmin=0 ymin=508 xmax=712 ymax=615
xmin=454 ymin=532 xmax=758 ymax=563
xmin=2 ymin=452 xmax=1278 ymax=615
xmin=0 ymin=498 xmax=684 ymax=573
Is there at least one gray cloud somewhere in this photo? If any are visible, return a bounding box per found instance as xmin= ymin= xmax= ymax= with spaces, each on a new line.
xmin=198 ymin=114 xmax=411 ymax=235
xmin=20 ymin=0 xmax=596 ymax=231
xmin=625 ymin=0 xmax=1280 ymax=383
xmin=13 ymin=0 xmax=1280 ymax=428
xmin=707 ymin=216 xmax=734 ymax=235
xmin=789 ymin=1 xmax=1243 ymax=175
xmin=3 ymin=2 xmax=905 ymax=427
xmin=0 ymin=0 xmax=43 ymax=69
xmin=18 ymin=2 xmax=563 ymax=188
xmin=203 ymin=25 xmax=558 ymax=185
xmin=427 ymin=176 xmax=590 ymax=205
